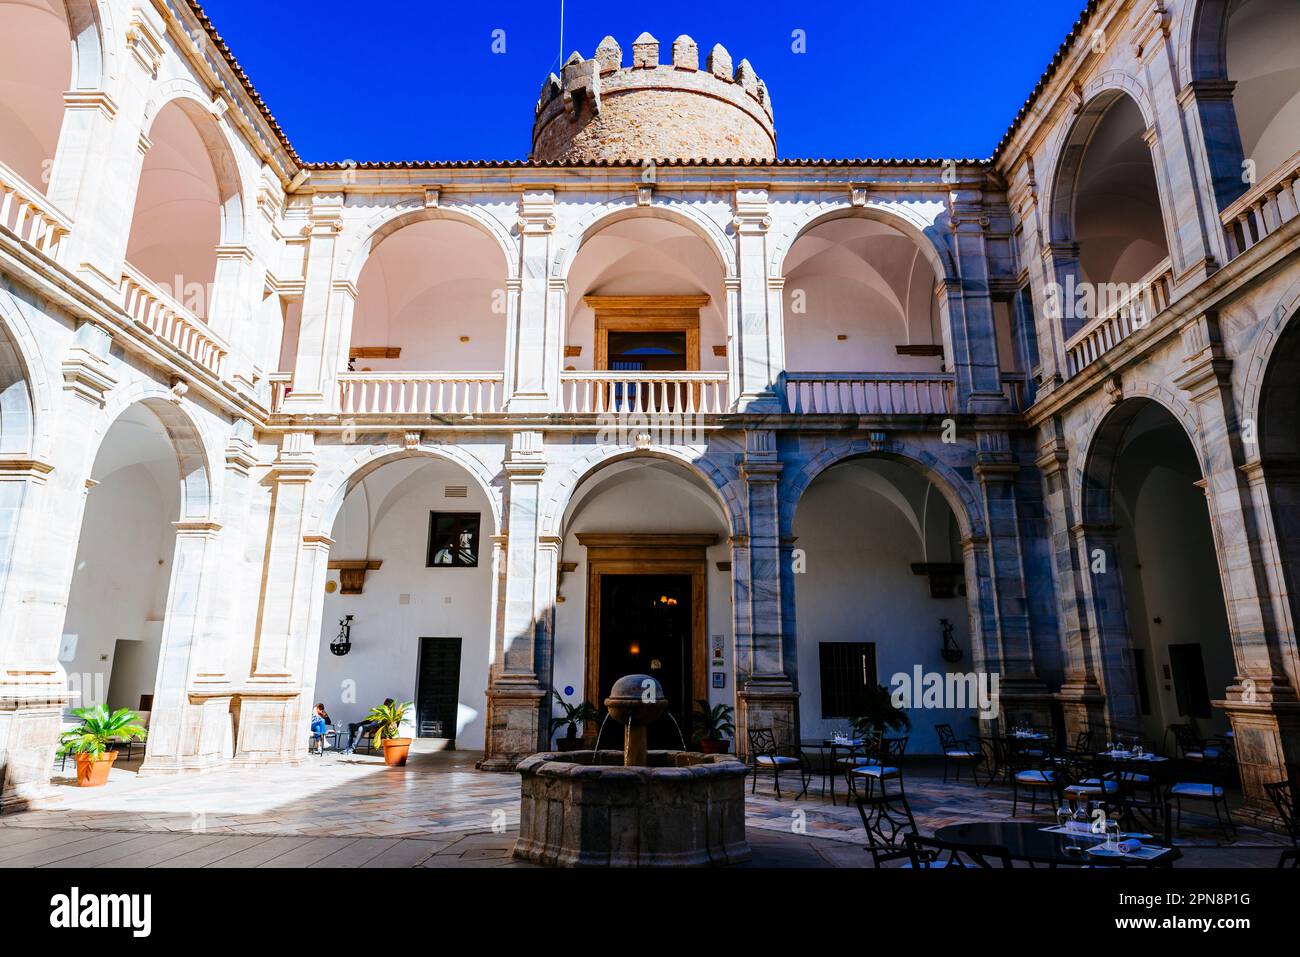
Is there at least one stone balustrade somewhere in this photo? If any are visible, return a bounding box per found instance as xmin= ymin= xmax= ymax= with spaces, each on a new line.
xmin=559 ymin=371 xmax=729 ymax=415
xmin=784 ymin=372 xmax=955 ymax=415
xmin=1064 ymin=258 xmax=1174 ymax=378
xmin=0 ymin=160 xmax=71 ymax=263
xmin=120 ymin=263 xmax=229 ymax=378
xmin=1222 ymin=149 xmax=1300 ymax=261
xmin=337 ymin=372 xmax=505 ymax=415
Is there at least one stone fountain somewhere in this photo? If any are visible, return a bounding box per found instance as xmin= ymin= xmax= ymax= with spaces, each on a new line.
xmin=512 ymin=674 xmax=751 ymax=866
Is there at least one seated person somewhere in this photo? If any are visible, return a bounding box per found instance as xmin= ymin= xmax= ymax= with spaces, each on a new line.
xmin=344 ymin=698 xmax=393 ymax=753
xmin=310 ymin=703 xmax=332 ymax=753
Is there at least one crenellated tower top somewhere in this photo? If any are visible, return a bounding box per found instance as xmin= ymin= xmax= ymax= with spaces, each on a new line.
xmin=531 ymin=33 xmax=776 ymax=163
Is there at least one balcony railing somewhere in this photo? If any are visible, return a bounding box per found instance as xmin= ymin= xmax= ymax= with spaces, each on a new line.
xmin=1222 ymin=149 xmax=1300 ymax=260
xmin=0 ymin=160 xmax=71 ymax=262
xmin=559 ymin=371 xmax=729 ymax=415
xmin=1064 ymin=258 xmax=1174 ymax=378
xmin=338 ymin=372 xmax=505 ymax=415
xmin=120 ymin=263 xmax=229 ymax=377
xmin=784 ymin=373 xmax=954 ymax=415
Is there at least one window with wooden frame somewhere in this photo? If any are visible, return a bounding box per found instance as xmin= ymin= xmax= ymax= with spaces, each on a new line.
xmin=584 ymin=295 xmax=708 ymax=371
xmin=426 ymin=512 xmax=481 ymax=568
xmin=818 ymin=642 xmax=878 ymax=719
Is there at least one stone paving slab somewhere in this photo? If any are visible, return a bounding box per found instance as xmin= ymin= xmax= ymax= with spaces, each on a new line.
xmin=0 ymin=749 xmax=1286 ymax=867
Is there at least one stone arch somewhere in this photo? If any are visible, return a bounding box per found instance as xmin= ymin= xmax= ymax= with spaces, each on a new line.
xmin=1238 ymin=275 xmax=1300 ymax=452
xmin=768 ymin=200 xmax=956 ymax=283
xmin=540 ymin=446 xmax=743 ymax=541
xmin=66 ymin=0 xmax=111 ymax=90
xmin=1077 ymin=390 xmax=1208 ymax=527
xmin=780 ymin=438 xmax=985 ymax=542
xmin=0 ymin=291 xmax=53 ymax=458
xmin=90 ymin=384 xmax=216 ymax=522
xmin=339 ymin=201 xmax=519 ymax=288
xmin=1046 ymin=82 xmax=1159 ymax=246
xmin=310 ymin=443 xmax=504 ymax=540
xmin=1184 ymin=0 xmax=1232 ymax=84
xmin=139 ymin=80 xmax=248 ymax=246
xmin=552 ymin=200 xmax=738 ymax=282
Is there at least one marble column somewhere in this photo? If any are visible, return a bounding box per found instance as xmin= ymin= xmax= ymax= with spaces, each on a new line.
xmin=237 ymin=432 xmax=320 ymax=764
xmin=1036 ymin=429 xmax=1107 ymax=736
xmin=734 ymin=431 xmax=798 ymax=756
xmin=505 ymin=191 xmax=557 ymax=413
xmin=138 ymin=520 xmax=228 ymax=774
xmin=0 ymin=323 xmax=115 ymax=809
xmin=1173 ymin=315 xmax=1299 ymax=814
xmin=283 ymin=194 xmax=347 ymax=412
xmin=480 ymin=431 xmax=549 ymax=769
xmin=733 ymin=188 xmax=781 ymax=411
xmin=1071 ymin=522 xmax=1142 ymax=735
xmin=946 ymin=189 xmax=1008 ymax=413
xmin=973 ymin=434 xmax=1052 ymax=724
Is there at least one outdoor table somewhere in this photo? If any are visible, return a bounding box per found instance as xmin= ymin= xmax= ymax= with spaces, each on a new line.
xmin=799 ymin=738 xmax=865 ymax=805
xmin=933 ymin=821 xmax=1181 ymax=867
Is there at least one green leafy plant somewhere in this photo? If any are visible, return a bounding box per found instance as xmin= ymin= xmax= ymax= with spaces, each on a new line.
xmin=851 ymin=685 xmax=911 ymax=737
xmin=366 ymin=700 xmax=412 ymax=743
xmin=692 ymin=699 xmax=736 ymax=742
xmin=57 ymin=705 xmax=146 ymax=759
xmin=550 ymin=689 xmax=599 ymax=741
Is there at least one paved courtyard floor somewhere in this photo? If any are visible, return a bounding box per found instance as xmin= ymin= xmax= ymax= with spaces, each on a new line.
xmin=0 ymin=743 xmax=1287 ymax=867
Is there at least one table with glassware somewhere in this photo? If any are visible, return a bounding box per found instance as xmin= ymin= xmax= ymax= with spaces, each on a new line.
xmin=933 ymin=820 xmax=1181 ymax=867
xmin=799 ymin=736 xmax=865 ymax=805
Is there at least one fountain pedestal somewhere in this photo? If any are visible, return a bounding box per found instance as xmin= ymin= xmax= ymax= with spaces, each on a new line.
xmin=513 ymin=750 xmax=752 ymax=866
xmin=512 ymin=673 xmax=751 ymax=867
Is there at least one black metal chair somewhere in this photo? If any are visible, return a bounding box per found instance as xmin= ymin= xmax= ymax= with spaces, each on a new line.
xmin=936 ymin=723 xmax=987 ymax=785
xmin=1165 ymin=753 xmax=1237 ymax=842
xmin=1010 ymin=749 xmax=1060 ymax=817
xmin=797 ymin=742 xmax=840 ymax=803
xmin=847 ymin=735 xmax=909 ymax=800
xmin=747 ymin=727 xmax=803 ymax=799
xmin=854 ymin=787 xmax=922 ymax=867
xmin=1059 ymin=753 xmax=1122 ymax=809
xmin=1169 ymin=723 xmax=1228 ymax=762
xmin=904 ymin=833 xmax=1013 ymax=868
xmin=1264 ymin=778 xmax=1298 ymax=868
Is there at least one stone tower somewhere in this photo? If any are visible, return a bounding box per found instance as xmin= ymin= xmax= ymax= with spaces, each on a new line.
xmin=531 ymin=33 xmax=776 ymax=163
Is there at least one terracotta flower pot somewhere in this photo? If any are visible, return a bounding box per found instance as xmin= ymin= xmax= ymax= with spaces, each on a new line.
xmin=74 ymin=750 xmax=118 ymax=787
xmin=381 ymin=737 xmax=412 ymax=767
xmin=556 ymin=736 xmax=586 ymax=752
xmin=699 ymin=738 xmax=731 ymax=755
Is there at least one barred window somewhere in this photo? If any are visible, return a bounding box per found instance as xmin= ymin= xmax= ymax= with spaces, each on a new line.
xmin=427 ymin=512 xmax=480 ymax=568
xmin=818 ymin=642 xmax=878 ymax=719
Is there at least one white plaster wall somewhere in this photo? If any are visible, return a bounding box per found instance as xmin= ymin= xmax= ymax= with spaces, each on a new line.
xmin=1117 ymin=454 xmax=1236 ymax=741
xmin=1226 ymin=0 xmax=1300 ymax=180
xmin=315 ymin=458 xmax=495 ymax=748
xmin=793 ymin=467 xmax=975 ymax=753
xmin=0 ymin=0 xmax=69 ymax=192
xmin=62 ymin=462 xmax=176 ymax=712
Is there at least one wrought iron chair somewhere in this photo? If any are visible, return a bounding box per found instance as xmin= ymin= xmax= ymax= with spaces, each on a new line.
xmin=1169 ymin=723 xmax=1227 ymax=762
xmin=904 ymin=833 xmax=1013 ymax=868
xmin=847 ymin=735 xmax=909 ymax=800
xmin=936 ymin=723 xmax=987 ymax=785
xmin=1264 ymin=778 xmax=1298 ymax=868
xmin=1164 ymin=753 xmax=1237 ymax=842
xmin=1059 ymin=753 xmax=1122 ymax=808
xmin=747 ymin=727 xmax=804 ymax=799
xmin=854 ymin=787 xmax=923 ymax=867
xmin=1010 ymin=745 xmax=1060 ymax=817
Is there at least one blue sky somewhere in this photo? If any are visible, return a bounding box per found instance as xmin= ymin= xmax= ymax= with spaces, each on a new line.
xmin=203 ymin=0 xmax=1086 ymax=162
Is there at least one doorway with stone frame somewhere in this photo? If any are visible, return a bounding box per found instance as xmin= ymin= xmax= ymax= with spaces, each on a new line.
xmin=579 ymin=533 xmax=713 ymax=749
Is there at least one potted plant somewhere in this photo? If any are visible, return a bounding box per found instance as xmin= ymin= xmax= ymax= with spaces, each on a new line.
xmin=692 ymin=699 xmax=736 ymax=754
xmin=851 ymin=684 xmax=912 ymax=739
xmin=550 ymin=689 xmax=599 ymax=752
xmin=57 ymin=705 xmax=146 ymax=788
xmin=367 ymin=700 xmax=413 ymax=767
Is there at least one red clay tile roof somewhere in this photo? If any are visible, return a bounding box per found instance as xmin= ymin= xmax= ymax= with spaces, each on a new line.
xmin=183 ymin=0 xmax=302 ymax=165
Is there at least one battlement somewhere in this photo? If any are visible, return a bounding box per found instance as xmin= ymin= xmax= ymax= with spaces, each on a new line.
xmin=531 ymin=33 xmax=776 ymax=163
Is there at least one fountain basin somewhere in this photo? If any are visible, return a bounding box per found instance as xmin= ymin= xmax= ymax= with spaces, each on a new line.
xmin=513 ymin=749 xmax=752 ymax=867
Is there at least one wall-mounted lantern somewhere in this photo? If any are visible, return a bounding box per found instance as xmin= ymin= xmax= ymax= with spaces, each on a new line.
xmin=330 ymin=614 xmax=354 ymax=657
